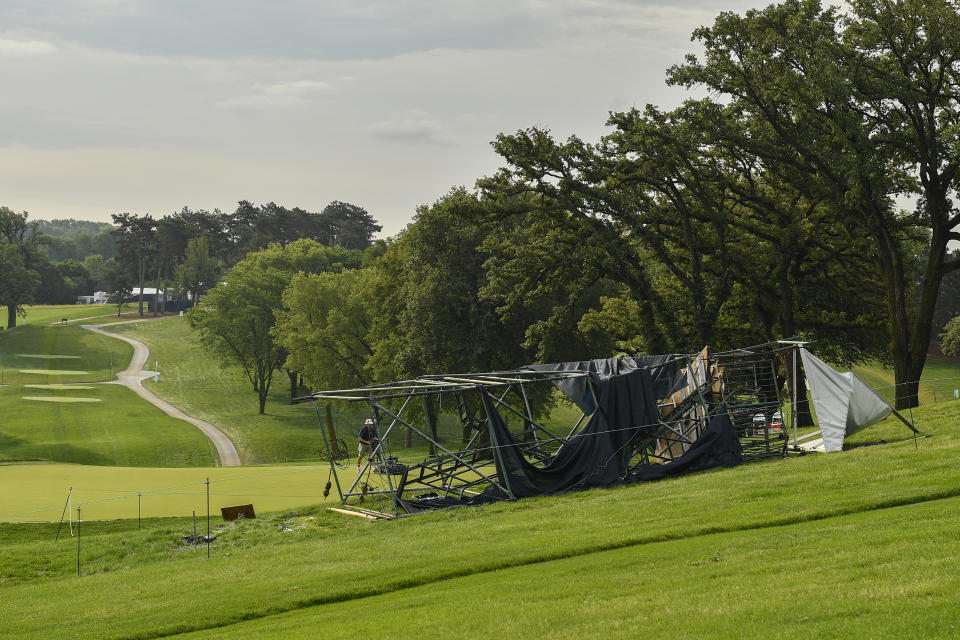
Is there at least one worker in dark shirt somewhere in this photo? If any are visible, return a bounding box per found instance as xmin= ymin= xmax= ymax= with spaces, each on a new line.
xmin=357 ymin=418 xmax=379 ymax=472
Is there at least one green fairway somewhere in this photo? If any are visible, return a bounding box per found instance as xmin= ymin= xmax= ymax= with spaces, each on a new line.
xmin=0 ymin=325 xmax=132 ymax=384
xmin=0 ymin=462 xmax=349 ymax=523
xmin=0 ymin=383 xmax=215 ymax=467
xmin=0 ymin=304 xmax=138 ymax=326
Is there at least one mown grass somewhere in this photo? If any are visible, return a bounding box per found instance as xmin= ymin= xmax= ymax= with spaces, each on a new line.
xmin=0 ymin=304 xmax=139 ymax=326
xmin=0 ymin=462 xmax=370 ymax=523
xmin=177 ymin=495 xmax=960 ymax=639
xmin=0 ymin=322 xmax=214 ymax=468
xmin=0 ymin=325 xmax=132 ymax=385
xmin=0 ymin=383 xmax=214 ymax=467
xmin=0 ymin=401 xmax=958 ymax=639
xmin=855 ymin=358 xmax=960 ymax=407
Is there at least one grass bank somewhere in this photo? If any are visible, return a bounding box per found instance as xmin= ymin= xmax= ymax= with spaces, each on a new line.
xmin=179 ymin=495 xmax=960 ymax=639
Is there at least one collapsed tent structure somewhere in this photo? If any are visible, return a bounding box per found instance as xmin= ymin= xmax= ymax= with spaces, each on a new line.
xmin=301 ymin=343 xmax=800 ymax=517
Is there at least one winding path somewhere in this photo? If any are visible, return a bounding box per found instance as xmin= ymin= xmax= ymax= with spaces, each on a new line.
xmin=81 ymin=320 xmax=242 ymax=467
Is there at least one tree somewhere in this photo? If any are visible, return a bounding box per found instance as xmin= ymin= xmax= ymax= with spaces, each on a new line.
xmin=669 ymin=0 xmax=960 ymax=407
xmin=82 ymin=254 xmax=115 ymax=292
xmin=188 ymin=260 xmax=289 ymax=414
xmin=35 ymin=258 xmax=93 ymax=304
xmin=0 ymin=245 xmax=40 ymax=328
xmin=187 ymin=240 xmax=364 ymax=413
xmin=36 ymin=219 xmax=117 ymax=262
xmin=365 ymin=189 xmax=537 ymax=378
xmin=319 ymin=201 xmax=382 ymax=250
xmin=0 ymin=207 xmax=41 ymax=328
xmin=111 ymin=213 xmax=156 ymax=317
xmin=483 ymin=97 xmax=889 ymax=430
xmin=105 ymin=260 xmax=135 ymax=317
xmin=274 ymin=269 xmax=379 ymax=391
xmin=175 ymin=236 xmax=218 ymax=305
xmin=246 ymin=239 xmax=365 ymax=400
xmin=939 ymin=315 xmax=960 ymax=356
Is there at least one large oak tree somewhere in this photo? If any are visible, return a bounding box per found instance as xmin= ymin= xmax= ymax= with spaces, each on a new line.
xmin=670 ymin=0 xmax=960 ymax=407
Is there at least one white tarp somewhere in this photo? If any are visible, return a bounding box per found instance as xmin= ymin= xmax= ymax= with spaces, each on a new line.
xmin=800 ymin=349 xmax=892 ymax=452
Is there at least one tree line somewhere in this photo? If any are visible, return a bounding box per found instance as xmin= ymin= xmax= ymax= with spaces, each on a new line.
xmin=189 ymin=0 xmax=960 ymax=413
xmin=0 ymin=200 xmax=381 ymax=328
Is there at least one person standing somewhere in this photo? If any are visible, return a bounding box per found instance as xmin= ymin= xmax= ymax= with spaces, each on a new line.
xmin=357 ymin=418 xmax=379 ymax=471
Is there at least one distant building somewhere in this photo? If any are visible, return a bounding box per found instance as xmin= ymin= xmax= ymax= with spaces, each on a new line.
xmin=77 ymin=292 xmax=110 ymax=304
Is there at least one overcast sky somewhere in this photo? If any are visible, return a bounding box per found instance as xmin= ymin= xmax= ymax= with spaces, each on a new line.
xmin=0 ymin=0 xmax=767 ymax=236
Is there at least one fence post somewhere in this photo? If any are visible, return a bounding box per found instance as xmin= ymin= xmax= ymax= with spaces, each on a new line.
xmin=76 ymin=507 xmax=82 ymax=576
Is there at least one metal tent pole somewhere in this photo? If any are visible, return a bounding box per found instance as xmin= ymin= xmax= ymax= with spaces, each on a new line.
xmin=792 ymin=347 xmax=798 ymax=448
xmin=314 ymin=401 xmax=343 ymax=502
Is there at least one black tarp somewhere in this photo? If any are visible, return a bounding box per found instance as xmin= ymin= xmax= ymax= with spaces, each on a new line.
xmin=482 ymin=368 xmax=657 ymax=499
xmin=480 ymin=368 xmax=743 ymax=500
xmin=627 ymin=411 xmax=742 ymax=481
xmin=525 ymin=355 xmax=684 ymax=414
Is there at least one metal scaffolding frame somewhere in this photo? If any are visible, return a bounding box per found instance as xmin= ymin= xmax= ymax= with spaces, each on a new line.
xmin=299 ymin=345 xmax=790 ymax=517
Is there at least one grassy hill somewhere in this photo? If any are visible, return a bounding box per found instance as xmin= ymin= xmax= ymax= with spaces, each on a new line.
xmin=107 ymin=317 xmax=371 ymax=464
xmin=0 ymin=403 xmax=956 ymax=638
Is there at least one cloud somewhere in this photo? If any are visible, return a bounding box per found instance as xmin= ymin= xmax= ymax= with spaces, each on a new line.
xmin=0 ymin=0 xmax=729 ymax=61
xmin=0 ymin=38 xmax=56 ymax=56
xmin=216 ymin=79 xmax=335 ymax=111
xmin=367 ymin=110 xmax=450 ymax=144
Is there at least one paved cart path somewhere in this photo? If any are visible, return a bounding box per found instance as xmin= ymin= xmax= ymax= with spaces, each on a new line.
xmin=82 ymin=320 xmax=242 ymax=467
